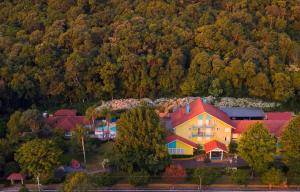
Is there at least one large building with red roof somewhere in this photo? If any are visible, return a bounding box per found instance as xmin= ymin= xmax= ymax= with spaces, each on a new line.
xmin=165 ymin=98 xmax=293 ymax=159
xmin=46 ymin=109 xmax=90 ymax=137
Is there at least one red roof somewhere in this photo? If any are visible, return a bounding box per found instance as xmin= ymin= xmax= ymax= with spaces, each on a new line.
xmin=171 ymin=99 xmax=234 ymax=127
xmin=233 ymin=120 xmax=289 ymax=137
xmin=204 ymin=140 xmax=227 ymax=153
xmin=7 ymin=173 xmax=24 ymax=180
xmin=47 ymin=114 xmax=89 ymax=131
xmin=266 ymin=112 xmax=293 ymax=120
xmin=166 ymin=134 xmax=198 ymax=148
xmin=53 ymin=109 xmax=77 ymax=116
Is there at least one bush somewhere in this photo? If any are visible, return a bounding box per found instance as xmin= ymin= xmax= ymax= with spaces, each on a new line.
xmin=192 ymin=168 xmax=222 ymax=186
xmin=129 ymin=171 xmax=150 ymax=186
xmin=63 ymin=172 xmax=89 ymax=192
xmin=162 ymin=164 xmax=186 ymax=182
xmin=18 ymin=187 xmax=30 ymax=192
xmin=262 ymin=168 xmax=284 ymax=186
xmin=231 ymin=169 xmax=250 ymax=186
xmin=92 ymin=173 xmax=118 ymax=187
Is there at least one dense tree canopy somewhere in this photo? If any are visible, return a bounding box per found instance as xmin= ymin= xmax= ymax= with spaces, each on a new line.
xmin=0 ymin=0 xmax=300 ymax=114
xmin=237 ymin=123 xmax=276 ymax=174
xmin=15 ymin=139 xmax=62 ymax=179
xmin=113 ymin=104 xmax=170 ymax=174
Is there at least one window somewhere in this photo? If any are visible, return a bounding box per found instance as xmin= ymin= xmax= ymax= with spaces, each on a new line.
xmin=65 ymin=131 xmax=72 ymax=137
xmin=198 ymin=115 xmax=203 ymax=127
xmin=206 ymin=115 xmax=213 ymax=127
xmin=225 ymin=137 xmax=227 ymax=141
xmin=168 ymin=148 xmax=184 ymax=154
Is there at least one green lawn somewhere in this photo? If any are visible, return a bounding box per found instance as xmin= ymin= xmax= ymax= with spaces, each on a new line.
xmin=60 ymin=140 xmax=114 ymax=171
xmin=85 ymin=141 xmax=114 ymax=171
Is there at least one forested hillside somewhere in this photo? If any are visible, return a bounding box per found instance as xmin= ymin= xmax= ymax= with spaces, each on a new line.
xmin=0 ymin=0 xmax=300 ymax=113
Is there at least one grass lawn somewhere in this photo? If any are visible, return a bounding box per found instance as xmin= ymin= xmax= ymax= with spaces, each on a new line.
xmin=85 ymin=141 xmax=114 ymax=171
xmin=60 ymin=140 xmax=114 ymax=171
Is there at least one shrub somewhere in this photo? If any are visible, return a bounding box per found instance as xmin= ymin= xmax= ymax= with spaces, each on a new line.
xmin=92 ymin=173 xmax=118 ymax=187
xmin=18 ymin=187 xmax=30 ymax=192
xmin=162 ymin=164 xmax=186 ymax=182
xmin=262 ymin=168 xmax=284 ymax=186
xmin=63 ymin=172 xmax=89 ymax=192
xmin=192 ymin=168 xmax=222 ymax=186
xmin=129 ymin=171 xmax=150 ymax=186
xmin=231 ymin=169 xmax=250 ymax=186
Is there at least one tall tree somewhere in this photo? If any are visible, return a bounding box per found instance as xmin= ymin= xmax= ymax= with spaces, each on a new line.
xmin=6 ymin=111 xmax=23 ymax=141
xmin=15 ymin=139 xmax=62 ymax=191
xmin=113 ymin=104 xmax=170 ymax=174
xmin=237 ymin=123 xmax=276 ymax=175
xmin=281 ymin=115 xmax=300 ymax=174
xmin=71 ymin=124 xmax=89 ymax=164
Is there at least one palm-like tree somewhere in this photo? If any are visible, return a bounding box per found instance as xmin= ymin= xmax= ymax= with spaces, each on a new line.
xmin=99 ymin=107 xmax=112 ymax=140
xmin=72 ymin=124 xmax=88 ymax=165
xmin=85 ymin=105 xmax=99 ymax=131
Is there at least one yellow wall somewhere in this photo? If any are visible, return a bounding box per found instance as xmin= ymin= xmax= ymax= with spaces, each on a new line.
xmin=175 ymin=112 xmax=232 ymax=146
xmin=176 ymin=140 xmax=194 ymax=155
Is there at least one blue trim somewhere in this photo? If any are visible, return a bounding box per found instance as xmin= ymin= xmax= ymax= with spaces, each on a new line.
xmin=167 ymin=141 xmax=176 ymax=148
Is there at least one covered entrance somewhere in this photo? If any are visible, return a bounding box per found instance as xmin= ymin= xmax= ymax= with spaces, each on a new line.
xmin=204 ymin=140 xmax=228 ymax=160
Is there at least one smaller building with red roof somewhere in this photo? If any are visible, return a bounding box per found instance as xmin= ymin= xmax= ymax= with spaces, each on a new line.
xmin=6 ymin=173 xmax=25 ymax=184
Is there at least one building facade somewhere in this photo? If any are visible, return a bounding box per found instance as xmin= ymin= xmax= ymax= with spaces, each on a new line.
xmin=165 ymin=98 xmax=293 ymax=159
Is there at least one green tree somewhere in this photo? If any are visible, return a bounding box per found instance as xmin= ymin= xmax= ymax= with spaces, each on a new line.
xmin=208 ymin=78 xmax=223 ymax=97
xmin=99 ymin=61 xmax=119 ymax=99
xmin=181 ymin=51 xmax=211 ymax=96
xmin=262 ymin=168 xmax=284 ymax=189
xmin=15 ymin=139 xmax=62 ymax=191
xmin=6 ymin=111 xmax=23 ymax=141
xmin=20 ymin=109 xmax=43 ymax=133
xmin=247 ymin=73 xmax=272 ymax=98
xmin=129 ymin=171 xmax=150 ymax=186
xmin=113 ymin=104 xmax=170 ymax=174
xmin=231 ymin=169 xmax=250 ymax=186
xmin=272 ymin=73 xmax=294 ymax=101
xmin=192 ymin=168 xmax=221 ymax=186
xmin=71 ymin=124 xmax=89 ymax=164
xmin=237 ymin=123 xmax=276 ymax=175
xmin=281 ymin=115 xmax=300 ymax=173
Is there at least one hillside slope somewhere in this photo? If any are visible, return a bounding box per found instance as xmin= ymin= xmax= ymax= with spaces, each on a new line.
xmin=0 ymin=0 xmax=299 ymax=113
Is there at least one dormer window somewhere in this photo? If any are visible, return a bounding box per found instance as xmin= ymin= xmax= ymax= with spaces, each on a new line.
xmin=185 ymin=104 xmax=190 ymax=114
